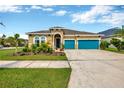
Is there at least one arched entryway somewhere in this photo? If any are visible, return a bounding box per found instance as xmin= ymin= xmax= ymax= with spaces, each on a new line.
xmin=54 ymin=34 xmax=61 ymax=49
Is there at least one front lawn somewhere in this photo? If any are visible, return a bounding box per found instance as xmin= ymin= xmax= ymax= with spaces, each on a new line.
xmin=0 ymin=68 xmax=71 ymax=88
xmin=105 ymin=47 xmax=124 ymax=54
xmin=0 ymin=49 xmax=67 ymax=60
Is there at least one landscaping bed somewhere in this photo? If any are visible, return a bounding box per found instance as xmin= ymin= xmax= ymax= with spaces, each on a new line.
xmin=105 ymin=48 xmax=124 ymax=54
xmin=13 ymin=51 xmax=65 ymax=56
xmin=0 ymin=49 xmax=67 ymax=60
xmin=100 ymin=38 xmax=124 ymax=54
xmin=0 ymin=68 xmax=71 ymax=88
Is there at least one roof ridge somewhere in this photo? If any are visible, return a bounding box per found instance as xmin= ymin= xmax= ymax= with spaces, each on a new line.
xmin=64 ymin=28 xmax=97 ymax=34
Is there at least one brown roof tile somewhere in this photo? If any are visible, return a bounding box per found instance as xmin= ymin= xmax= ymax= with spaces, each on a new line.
xmin=27 ymin=27 xmax=97 ymax=35
xmin=64 ymin=29 xmax=97 ymax=35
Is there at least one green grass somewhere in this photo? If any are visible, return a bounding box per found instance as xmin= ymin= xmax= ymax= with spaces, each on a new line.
xmin=0 ymin=49 xmax=67 ymax=60
xmin=0 ymin=68 xmax=71 ymax=88
xmin=105 ymin=47 xmax=124 ymax=54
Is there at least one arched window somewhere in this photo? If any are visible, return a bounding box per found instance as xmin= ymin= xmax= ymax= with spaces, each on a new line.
xmin=34 ymin=36 xmax=40 ymax=45
xmin=41 ymin=36 xmax=46 ymax=43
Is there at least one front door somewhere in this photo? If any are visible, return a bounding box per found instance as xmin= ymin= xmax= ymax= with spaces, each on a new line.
xmin=56 ymin=38 xmax=60 ymax=48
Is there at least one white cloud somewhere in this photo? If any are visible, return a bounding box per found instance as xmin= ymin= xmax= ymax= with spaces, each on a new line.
xmin=25 ymin=7 xmax=30 ymax=12
xmin=98 ymin=12 xmax=124 ymax=25
xmin=41 ymin=8 xmax=53 ymax=12
xmin=71 ymin=6 xmax=113 ymax=24
xmin=41 ymin=5 xmax=54 ymax=8
xmin=71 ymin=5 xmax=124 ymax=26
xmin=54 ymin=10 xmax=67 ymax=16
xmin=31 ymin=5 xmax=53 ymax=12
xmin=0 ymin=5 xmax=23 ymax=13
xmin=0 ymin=33 xmax=3 ymax=38
xmin=31 ymin=5 xmax=42 ymax=9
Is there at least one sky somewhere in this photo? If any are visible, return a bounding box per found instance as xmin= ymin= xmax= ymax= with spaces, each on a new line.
xmin=0 ymin=5 xmax=124 ymax=39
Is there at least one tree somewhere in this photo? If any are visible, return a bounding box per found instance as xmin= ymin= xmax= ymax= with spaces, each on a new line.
xmin=0 ymin=21 xmax=5 ymax=46
xmin=115 ymin=25 xmax=124 ymax=39
xmin=100 ymin=41 xmax=110 ymax=50
xmin=121 ymin=41 xmax=124 ymax=50
xmin=6 ymin=36 xmax=15 ymax=46
xmin=18 ymin=38 xmax=25 ymax=46
xmin=0 ymin=22 xmax=5 ymax=27
xmin=110 ymin=38 xmax=121 ymax=51
xmin=14 ymin=34 xmax=20 ymax=53
xmin=0 ymin=34 xmax=6 ymax=46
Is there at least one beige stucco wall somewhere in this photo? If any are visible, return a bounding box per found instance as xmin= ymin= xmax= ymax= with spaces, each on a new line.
xmin=46 ymin=35 xmax=53 ymax=47
xmin=28 ymin=35 xmax=34 ymax=48
xmin=28 ymin=29 xmax=101 ymax=49
xmin=28 ymin=34 xmax=53 ymax=48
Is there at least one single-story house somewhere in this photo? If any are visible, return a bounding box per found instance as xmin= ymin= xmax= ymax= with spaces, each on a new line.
xmin=26 ymin=26 xmax=101 ymax=49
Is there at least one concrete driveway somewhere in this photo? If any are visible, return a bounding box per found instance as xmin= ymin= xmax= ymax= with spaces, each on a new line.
xmin=65 ymin=50 xmax=124 ymax=88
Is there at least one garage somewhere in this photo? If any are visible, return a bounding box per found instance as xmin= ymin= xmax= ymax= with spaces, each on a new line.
xmin=64 ymin=40 xmax=75 ymax=49
xmin=78 ymin=40 xmax=99 ymax=49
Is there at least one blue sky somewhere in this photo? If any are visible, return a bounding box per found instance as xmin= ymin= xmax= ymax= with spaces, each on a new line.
xmin=0 ymin=5 xmax=124 ymax=39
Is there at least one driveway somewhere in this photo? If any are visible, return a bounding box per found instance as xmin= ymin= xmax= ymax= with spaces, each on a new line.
xmin=65 ymin=50 xmax=124 ymax=88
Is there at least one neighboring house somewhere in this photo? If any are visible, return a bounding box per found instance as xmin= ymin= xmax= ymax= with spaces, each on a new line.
xmin=26 ymin=26 xmax=101 ymax=49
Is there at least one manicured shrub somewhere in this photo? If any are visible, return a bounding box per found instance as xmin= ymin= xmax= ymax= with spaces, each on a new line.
xmin=31 ymin=44 xmax=37 ymax=53
xmin=22 ymin=47 xmax=30 ymax=52
xmin=22 ymin=45 xmax=31 ymax=52
xmin=48 ymin=47 xmax=53 ymax=53
xmin=40 ymin=43 xmax=49 ymax=53
xmin=62 ymin=44 xmax=64 ymax=49
xmin=22 ymin=43 xmax=54 ymax=55
xmin=36 ymin=47 xmax=43 ymax=53
xmin=110 ymin=38 xmax=121 ymax=51
xmin=100 ymin=41 xmax=110 ymax=50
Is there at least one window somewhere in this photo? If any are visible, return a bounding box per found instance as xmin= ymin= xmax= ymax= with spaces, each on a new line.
xmin=41 ymin=36 xmax=46 ymax=43
xmin=34 ymin=36 xmax=46 ymax=45
xmin=34 ymin=36 xmax=39 ymax=45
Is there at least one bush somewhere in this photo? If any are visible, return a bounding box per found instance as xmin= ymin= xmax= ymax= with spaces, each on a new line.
xmin=36 ymin=47 xmax=42 ymax=53
xmin=22 ymin=43 xmax=54 ymax=54
xmin=62 ymin=44 xmax=64 ymax=49
xmin=48 ymin=47 xmax=53 ymax=53
xmin=110 ymin=38 xmax=121 ymax=51
xmin=22 ymin=46 xmax=31 ymax=52
xmin=40 ymin=43 xmax=49 ymax=53
xmin=100 ymin=41 xmax=110 ymax=50
xmin=31 ymin=44 xmax=37 ymax=53
xmin=121 ymin=41 xmax=124 ymax=49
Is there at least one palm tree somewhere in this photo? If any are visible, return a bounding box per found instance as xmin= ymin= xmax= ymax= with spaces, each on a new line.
xmin=0 ymin=34 xmax=6 ymax=46
xmin=14 ymin=34 xmax=20 ymax=53
xmin=0 ymin=22 xmax=5 ymax=27
xmin=115 ymin=25 xmax=124 ymax=39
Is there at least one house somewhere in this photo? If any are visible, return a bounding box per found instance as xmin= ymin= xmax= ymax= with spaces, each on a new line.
xmin=26 ymin=26 xmax=101 ymax=49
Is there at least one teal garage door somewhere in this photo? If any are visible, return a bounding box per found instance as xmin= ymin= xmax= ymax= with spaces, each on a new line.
xmin=64 ymin=40 xmax=75 ymax=49
xmin=78 ymin=40 xmax=99 ymax=49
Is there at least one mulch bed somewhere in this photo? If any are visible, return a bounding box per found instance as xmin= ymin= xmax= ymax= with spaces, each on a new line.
xmin=12 ymin=51 xmax=65 ymax=56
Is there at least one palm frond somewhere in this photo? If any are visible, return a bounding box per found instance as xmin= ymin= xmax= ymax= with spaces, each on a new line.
xmin=0 ymin=22 xmax=5 ymax=27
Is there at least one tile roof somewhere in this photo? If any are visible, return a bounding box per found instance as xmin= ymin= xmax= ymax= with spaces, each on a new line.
xmin=27 ymin=30 xmax=50 ymax=34
xmin=26 ymin=27 xmax=97 ymax=35
xmin=64 ymin=29 xmax=97 ymax=35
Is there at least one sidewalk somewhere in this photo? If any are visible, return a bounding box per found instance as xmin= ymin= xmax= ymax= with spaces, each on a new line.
xmin=0 ymin=61 xmax=69 ymax=68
